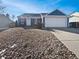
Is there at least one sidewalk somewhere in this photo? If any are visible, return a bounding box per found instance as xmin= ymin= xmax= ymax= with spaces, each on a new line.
xmin=51 ymin=29 xmax=79 ymax=58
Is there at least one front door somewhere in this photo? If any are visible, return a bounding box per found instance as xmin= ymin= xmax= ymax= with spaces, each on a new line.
xmin=37 ymin=18 xmax=42 ymax=28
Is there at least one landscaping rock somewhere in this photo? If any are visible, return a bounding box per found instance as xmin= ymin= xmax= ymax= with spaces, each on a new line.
xmin=0 ymin=28 xmax=78 ymax=59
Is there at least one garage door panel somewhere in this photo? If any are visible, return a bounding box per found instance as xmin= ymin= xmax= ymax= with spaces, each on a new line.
xmin=45 ymin=17 xmax=67 ymax=27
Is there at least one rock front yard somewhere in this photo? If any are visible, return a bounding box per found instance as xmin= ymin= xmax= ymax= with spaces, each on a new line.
xmin=0 ymin=28 xmax=78 ymax=59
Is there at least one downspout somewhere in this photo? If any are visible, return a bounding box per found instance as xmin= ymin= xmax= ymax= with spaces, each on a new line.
xmin=67 ymin=16 xmax=69 ymax=28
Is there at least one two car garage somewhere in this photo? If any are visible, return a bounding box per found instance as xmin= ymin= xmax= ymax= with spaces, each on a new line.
xmin=45 ymin=9 xmax=68 ymax=28
xmin=45 ymin=16 xmax=68 ymax=27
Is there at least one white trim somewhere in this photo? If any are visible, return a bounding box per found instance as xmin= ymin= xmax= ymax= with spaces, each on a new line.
xmin=45 ymin=15 xmax=67 ymax=18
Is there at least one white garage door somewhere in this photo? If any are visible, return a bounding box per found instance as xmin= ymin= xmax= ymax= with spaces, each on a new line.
xmin=45 ymin=17 xmax=67 ymax=27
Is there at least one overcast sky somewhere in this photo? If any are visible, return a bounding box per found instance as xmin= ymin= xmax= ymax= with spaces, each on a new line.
xmin=2 ymin=0 xmax=79 ymax=19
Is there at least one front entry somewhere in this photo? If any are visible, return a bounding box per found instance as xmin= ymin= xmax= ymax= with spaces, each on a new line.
xmin=31 ymin=18 xmax=42 ymax=28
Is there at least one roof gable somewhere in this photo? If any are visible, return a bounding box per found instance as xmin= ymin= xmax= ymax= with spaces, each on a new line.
xmin=48 ymin=9 xmax=66 ymax=16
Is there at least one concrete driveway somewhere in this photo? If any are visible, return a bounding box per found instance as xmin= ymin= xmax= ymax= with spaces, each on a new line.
xmin=51 ymin=29 xmax=79 ymax=58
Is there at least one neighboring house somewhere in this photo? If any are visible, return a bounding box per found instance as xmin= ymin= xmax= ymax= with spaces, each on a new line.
xmin=17 ymin=9 xmax=69 ymax=28
xmin=69 ymin=12 xmax=79 ymax=28
xmin=0 ymin=14 xmax=13 ymax=28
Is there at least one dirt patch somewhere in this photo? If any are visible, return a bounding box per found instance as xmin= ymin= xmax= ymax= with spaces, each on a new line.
xmin=0 ymin=28 xmax=78 ymax=59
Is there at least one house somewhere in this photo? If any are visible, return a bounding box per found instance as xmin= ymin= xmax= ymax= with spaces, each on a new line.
xmin=17 ymin=13 xmax=47 ymax=28
xmin=69 ymin=12 xmax=79 ymax=28
xmin=0 ymin=14 xmax=13 ymax=29
xmin=17 ymin=9 xmax=69 ymax=28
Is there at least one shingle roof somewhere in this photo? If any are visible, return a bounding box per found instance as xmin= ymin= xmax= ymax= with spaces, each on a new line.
xmin=18 ymin=9 xmax=66 ymax=17
xmin=20 ymin=13 xmax=41 ymax=17
xmin=70 ymin=12 xmax=79 ymax=16
xmin=19 ymin=13 xmax=48 ymax=17
xmin=48 ymin=9 xmax=66 ymax=16
xmin=41 ymin=13 xmax=48 ymax=15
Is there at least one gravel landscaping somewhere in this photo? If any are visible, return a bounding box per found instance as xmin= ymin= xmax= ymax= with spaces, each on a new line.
xmin=0 ymin=28 xmax=78 ymax=59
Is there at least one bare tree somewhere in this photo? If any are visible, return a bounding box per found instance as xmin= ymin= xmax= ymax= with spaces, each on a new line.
xmin=0 ymin=0 xmax=6 ymax=14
